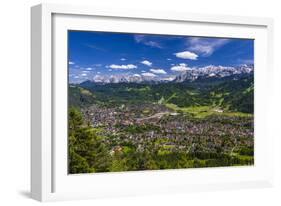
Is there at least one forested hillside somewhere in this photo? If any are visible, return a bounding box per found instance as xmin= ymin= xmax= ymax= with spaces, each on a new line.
xmin=70 ymin=73 xmax=254 ymax=114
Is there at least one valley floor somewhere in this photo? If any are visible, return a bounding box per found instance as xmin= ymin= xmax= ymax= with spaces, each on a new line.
xmin=69 ymin=102 xmax=254 ymax=173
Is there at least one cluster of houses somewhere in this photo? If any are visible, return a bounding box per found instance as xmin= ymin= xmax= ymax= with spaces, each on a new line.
xmin=82 ymin=103 xmax=254 ymax=155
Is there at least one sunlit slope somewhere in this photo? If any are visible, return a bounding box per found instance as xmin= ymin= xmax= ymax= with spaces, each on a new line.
xmin=69 ymin=73 xmax=253 ymax=114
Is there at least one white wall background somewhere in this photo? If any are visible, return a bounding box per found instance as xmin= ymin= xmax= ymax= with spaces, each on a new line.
xmin=0 ymin=0 xmax=280 ymax=205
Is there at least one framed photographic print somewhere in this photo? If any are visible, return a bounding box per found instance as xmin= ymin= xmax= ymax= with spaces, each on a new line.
xmin=31 ymin=3 xmax=274 ymax=201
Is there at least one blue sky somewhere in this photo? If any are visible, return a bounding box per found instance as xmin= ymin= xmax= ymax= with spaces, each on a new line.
xmin=68 ymin=30 xmax=254 ymax=83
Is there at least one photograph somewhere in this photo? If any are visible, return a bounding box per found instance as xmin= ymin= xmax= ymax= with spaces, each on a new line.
xmin=68 ymin=30 xmax=254 ymax=174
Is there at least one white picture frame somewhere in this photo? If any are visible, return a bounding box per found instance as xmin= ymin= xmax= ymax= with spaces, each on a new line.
xmin=31 ymin=3 xmax=274 ymax=202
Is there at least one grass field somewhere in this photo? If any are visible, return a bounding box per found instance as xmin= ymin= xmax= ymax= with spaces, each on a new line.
xmin=165 ymin=103 xmax=253 ymax=118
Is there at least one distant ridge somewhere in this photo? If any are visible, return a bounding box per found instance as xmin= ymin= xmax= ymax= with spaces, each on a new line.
xmin=173 ymin=64 xmax=253 ymax=83
xmin=77 ymin=64 xmax=253 ymax=85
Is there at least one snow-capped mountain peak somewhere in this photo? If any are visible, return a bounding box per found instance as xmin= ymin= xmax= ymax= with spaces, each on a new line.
xmin=85 ymin=64 xmax=253 ymax=84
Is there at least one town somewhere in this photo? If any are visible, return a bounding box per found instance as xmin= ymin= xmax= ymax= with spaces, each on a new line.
xmin=81 ymin=102 xmax=254 ymax=165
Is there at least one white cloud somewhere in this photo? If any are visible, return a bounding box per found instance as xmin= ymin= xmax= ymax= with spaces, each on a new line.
xmin=86 ymin=67 xmax=93 ymax=70
xmin=120 ymin=58 xmax=126 ymax=61
xmin=179 ymin=63 xmax=187 ymax=66
xmin=141 ymin=60 xmax=152 ymax=66
xmin=167 ymin=58 xmax=172 ymax=61
xmin=69 ymin=61 xmax=75 ymax=65
xmin=174 ymin=51 xmax=198 ymax=60
xmin=150 ymin=68 xmax=167 ymax=74
xmin=143 ymin=41 xmax=162 ymax=48
xmin=93 ymin=75 xmax=103 ymax=82
xmin=134 ymin=35 xmax=145 ymax=43
xmin=171 ymin=63 xmax=191 ymax=72
xmin=81 ymin=73 xmax=88 ymax=76
xmin=85 ymin=44 xmax=106 ymax=52
xmin=238 ymin=59 xmax=254 ymax=65
xmin=133 ymin=74 xmax=141 ymax=77
xmin=134 ymin=35 xmax=162 ymax=48
xmin=141 ymin=72 xmax=156 ymax=77
xmin=162 ymin=76 xmax=176 ymax=81
xmin=108 ymin=64 xmax=137 ymax=70
xmin=187 ymin=37 xmax=230 ymax=56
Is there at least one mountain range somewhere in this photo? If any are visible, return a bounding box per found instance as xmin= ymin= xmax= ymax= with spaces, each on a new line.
xmin=173 ymin=64 xmax=253 ymax=82
xmin=80 ymin=64 xmax=254 ymax=84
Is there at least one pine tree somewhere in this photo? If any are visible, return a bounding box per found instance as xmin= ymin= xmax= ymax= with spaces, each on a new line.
xmin=68 ymin=107 xmax=111 ymax=173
